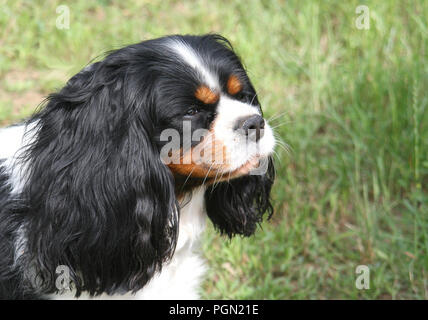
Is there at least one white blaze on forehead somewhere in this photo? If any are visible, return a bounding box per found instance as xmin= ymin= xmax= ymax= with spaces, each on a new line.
xmin=167 ymin=38 xmax=219 ymax=90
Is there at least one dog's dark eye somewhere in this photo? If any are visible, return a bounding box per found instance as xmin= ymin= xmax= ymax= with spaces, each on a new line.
xmin=186 ymin=107 xmax=199 ymax=116
xmin=234 ymin=92 xmax=246 ymax=102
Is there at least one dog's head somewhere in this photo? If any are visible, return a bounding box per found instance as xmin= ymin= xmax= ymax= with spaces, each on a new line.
xmin=23 ymin=34 xmax=275 ymax=295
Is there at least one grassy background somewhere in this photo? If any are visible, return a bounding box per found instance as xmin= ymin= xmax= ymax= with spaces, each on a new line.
xmin=1 ymin=0 xmax=427 ymax=299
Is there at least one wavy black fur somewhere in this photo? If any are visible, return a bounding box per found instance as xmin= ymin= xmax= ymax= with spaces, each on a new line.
xmin=0 ymin=34 xmax=275 ymax=299
xmin=205 ymin=158 xmax=275 ymax=237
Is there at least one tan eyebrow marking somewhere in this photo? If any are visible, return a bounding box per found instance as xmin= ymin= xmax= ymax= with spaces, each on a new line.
xmin=226 ymin=74 xmax=242 ymax=95
xmin=195 ymin=85 xmax=219 ymax=104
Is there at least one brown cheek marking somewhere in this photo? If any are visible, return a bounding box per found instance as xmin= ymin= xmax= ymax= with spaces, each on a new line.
xmin=168 ymin=161 xmax=218 ymax=179
xmin=167 ymin=147 xmax=219 ymax=178
xmin=167 ymin=128 xmax=230 ymax=179
xmin=227 ymin=74 xmax=242 ymax=95
xmin=168 ymin=123 xmax=260 ymax=187
xmin=167 ymin=118 xmax=237 ymax=183
xmin=195 ymin=85 xmax=219 ymax=104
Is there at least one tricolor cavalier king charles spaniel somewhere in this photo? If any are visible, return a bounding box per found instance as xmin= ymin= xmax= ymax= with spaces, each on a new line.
xmin=0 ymin=34 xmax=275 ymax=299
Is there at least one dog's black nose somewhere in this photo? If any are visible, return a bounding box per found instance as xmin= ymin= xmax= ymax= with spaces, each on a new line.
xmin=234 ymin=114 xmax=265 ymax=142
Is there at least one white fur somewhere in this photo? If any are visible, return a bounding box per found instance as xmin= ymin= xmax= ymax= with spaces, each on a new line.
xmin=167 ymin=38 xmax=219 ymax=90
xmin=0 ymin=123 xmax=37 ymax=195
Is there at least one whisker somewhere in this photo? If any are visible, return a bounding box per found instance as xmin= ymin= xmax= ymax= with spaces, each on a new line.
xmin=275 ymin=141 xmax=291 ymax=155
xmin=272 ymin=149 xmax=281 ymax=161
xmin=210 ymin=147 xmax=229 ymax=191
xmin=249 ymin=93 xmax=258 ymax=106
xmin=267 ymin=110 xmax=290 ymax=123
xmin=270 ymin=121 xmax=291 ymax=129
xmin=210 ymin=168 xmax=223 ymax=193
xmin=273 ymin=133 xmax=292 ymax=155
xmin=201 ymin=162 xmax=215 ymax=186
xmin=227 ymin=168 xmax=232 ymax=184
xmin=180 ymin=165 xmax=197 ymax=193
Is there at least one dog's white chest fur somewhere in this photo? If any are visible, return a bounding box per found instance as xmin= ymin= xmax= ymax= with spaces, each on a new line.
xmin=49 ymin=187 xmax=208 ymax=300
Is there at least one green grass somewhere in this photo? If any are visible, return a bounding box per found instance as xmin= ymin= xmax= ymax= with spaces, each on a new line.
xmin=1 ymin=0 xmax=427 ymax=299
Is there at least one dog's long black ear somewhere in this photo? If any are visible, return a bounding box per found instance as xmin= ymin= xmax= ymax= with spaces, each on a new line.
xmin=22 ymin=54 xmax=178 ymax=296
xmin=205 ymin=158 xmax=275 ymax=237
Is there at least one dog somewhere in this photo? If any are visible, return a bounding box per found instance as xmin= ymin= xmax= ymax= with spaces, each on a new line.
xmin=0 ymin=34 xmax=275 ymax=299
